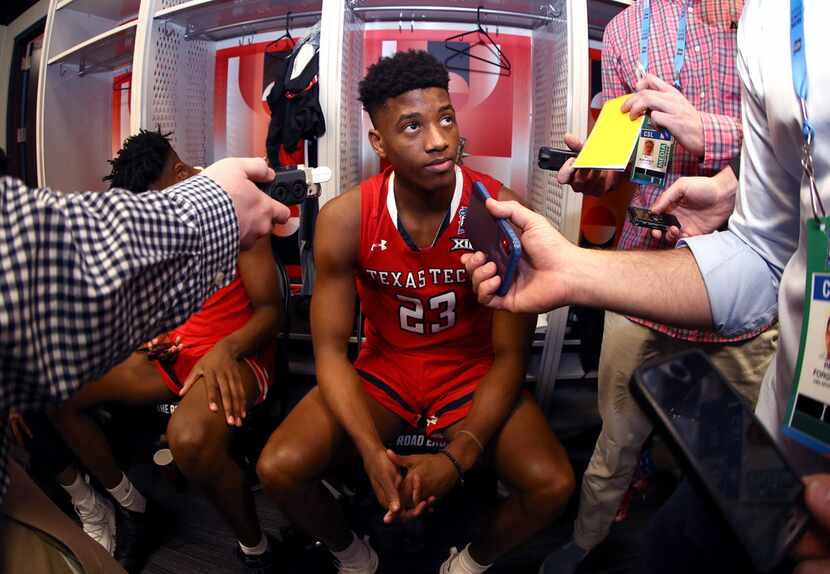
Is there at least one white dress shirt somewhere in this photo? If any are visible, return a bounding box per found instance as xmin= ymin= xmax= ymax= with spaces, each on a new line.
xmin=682 ymin=0 xmax=830 ymax=471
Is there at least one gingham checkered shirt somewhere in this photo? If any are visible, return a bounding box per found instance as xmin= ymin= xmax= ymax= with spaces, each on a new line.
xmin=603 ymin=0 xmax=759 ymax=342
xmin=0 ymin=174 xmax=238 ymax=499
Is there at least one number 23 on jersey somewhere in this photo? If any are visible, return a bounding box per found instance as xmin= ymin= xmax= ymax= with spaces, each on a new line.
xmin=396 ymin=291 xmax=457 ymax=334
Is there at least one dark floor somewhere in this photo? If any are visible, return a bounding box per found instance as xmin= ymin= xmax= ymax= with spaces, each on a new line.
xmin=112 ymin=376 xmax=680 ymax=574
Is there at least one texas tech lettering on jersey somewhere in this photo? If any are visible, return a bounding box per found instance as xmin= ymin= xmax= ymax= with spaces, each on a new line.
xmin=364 ymin=267 xmax=467 ymax=289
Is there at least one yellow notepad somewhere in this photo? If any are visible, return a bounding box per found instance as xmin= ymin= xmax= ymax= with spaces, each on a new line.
xmin=573 ymin=94 xmax=645 ymax=171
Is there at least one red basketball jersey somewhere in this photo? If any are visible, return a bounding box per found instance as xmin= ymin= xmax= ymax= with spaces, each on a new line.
xmin=355 ymin=164 xmax=502 ymax=361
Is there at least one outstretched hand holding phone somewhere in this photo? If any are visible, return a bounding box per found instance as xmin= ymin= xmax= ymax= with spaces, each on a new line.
xmin=555 ymin=134 xmax=625 ymax=197
xmin=462 ymin=199 xmax=575 ymax=313
xmin=648 ymin=165 xmax=738 ymax=244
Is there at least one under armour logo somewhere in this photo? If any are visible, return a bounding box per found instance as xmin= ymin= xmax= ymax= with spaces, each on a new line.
xmin=371 ymin=240 xmax=388 ymax=252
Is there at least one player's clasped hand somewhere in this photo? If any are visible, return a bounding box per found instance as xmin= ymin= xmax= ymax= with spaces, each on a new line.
xmin=361 ymin=448 xmax=458 ymax=524
xmin=388 ymin=451 xmax=453 ymax=521
xmin=363 ymin=448 xmax=404 ymax=524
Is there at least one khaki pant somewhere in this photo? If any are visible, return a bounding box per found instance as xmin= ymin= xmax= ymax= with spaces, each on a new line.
xmin=0 ymin=459 xmax=127 ymax=574
xmin=573 ymin=311 xmax=778 ymax=551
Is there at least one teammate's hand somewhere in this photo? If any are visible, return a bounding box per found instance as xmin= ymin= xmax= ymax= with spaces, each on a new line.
xmin=794 ymin=475 xmax=830 ymax=573
xmin=555 ymin=133 xmax=622 ymax=197
xmin=461 ymin=199 xmax=575 ymax=314
xmin=649 ymin=167 xmax=737 ymax=244
xmin=142 ymin=334 xmax=182 ymax=363
xmin=200 ymin=157 xmax=291 ymax=250
xmin=363 ymin=448 xmax=403 ymax=524
xmin=179 ymin=341 xmax=247 ymax=427
xmin=387 ymin=451 xmax=456 ymax=521
xmin=621 ymin=73 xmax=704 ymax=158
xmin=8 ymin=408 xmax=33 ymax=447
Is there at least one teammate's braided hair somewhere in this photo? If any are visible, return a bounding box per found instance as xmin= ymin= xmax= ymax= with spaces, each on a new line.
xmin=104 ymin=128 xmax=174 ymax=193
xmin=358 ymin=50 xmax=450 ymax=122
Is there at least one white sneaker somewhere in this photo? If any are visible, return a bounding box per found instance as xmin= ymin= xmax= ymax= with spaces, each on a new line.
xmin=439 ymin=546 xmax=460 ymax=574
xmin=335 ymin=536 xmax=379 ymax=574
xmin=74 ymin=490 xmax=116 ymax=555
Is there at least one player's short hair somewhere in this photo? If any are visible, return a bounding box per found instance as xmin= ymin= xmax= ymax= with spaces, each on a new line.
xmin=358 ymin=50 xmax=450 ymax=120
xmin=104 ymin=128 xmax=174 ymax=193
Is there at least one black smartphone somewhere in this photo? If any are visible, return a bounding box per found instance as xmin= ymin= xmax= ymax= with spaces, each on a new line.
xmin=466 ymin=182 xmax=522 ymax=297
xmin=537 ymin=146 xmax=578 ymax=172
xmin=631 ymin=350 xmax=809 ymax=573
xmin=627 ymin=206 xmax=681 ymax=231
xmin=257 ymin=167 xmax=310 ymax=205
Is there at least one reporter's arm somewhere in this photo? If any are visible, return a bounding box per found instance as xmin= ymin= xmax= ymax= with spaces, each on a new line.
xmin=0 ymin=174 xmax=240 ymax=400
xmin=467 ymin=196 xmax=780 ymax=339
xmin=563 ymin=244 xmax=714 ymax=328
xmin=681 ymin=231 xmax=779 ymax=337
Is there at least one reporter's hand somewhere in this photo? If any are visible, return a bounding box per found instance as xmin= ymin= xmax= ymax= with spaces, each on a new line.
xmin=649 ymin=167 xmax=737 ymax=244
xmin=362 ymin=448 xmax=403 ymax=524
xmin=461 ymin=199 xmax=576 ymax=314
xmin=201 ymin=157 xmax=291 ymax=250
xmin=179 ymin=341 xmax=247 ymax=427
xmin=621 ymin=74 xmax=704 ymax=158
xmin=794 ymin=475 xmax=830 ymax=573
xmin=387 ymin=451 xmax=450 ymax=521
xmin=556 ymin=134 xmax=621 ymax=197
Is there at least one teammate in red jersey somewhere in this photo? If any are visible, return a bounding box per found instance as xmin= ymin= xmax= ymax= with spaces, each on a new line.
xmin=257 ymin=50 xmax=575 ymax=574
xmin=51 ymin=129 xmax=282 ymax=573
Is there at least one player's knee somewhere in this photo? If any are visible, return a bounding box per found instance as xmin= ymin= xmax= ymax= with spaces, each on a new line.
xmin=256 ymin=441 xmax=308 ymax=495
xmin=525 ymin=461 xmax=576 ymax=521
xmin=547 ymin=465 xmax=577 ymax=510
xmin=167 ymin=415 xmax=220 ymax=478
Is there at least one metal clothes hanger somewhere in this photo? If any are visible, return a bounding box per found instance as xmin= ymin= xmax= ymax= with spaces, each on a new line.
xmin=266 ymin=12 xmax=294 ymax=52
xmin=443 ymin=6 xmax=511 ymax=76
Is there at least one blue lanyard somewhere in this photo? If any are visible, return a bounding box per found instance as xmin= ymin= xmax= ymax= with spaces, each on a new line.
xmin=791 ymin=0 xmax=813 ymax=145
xmin=640 ymin=0 xmax=689 ymax=89
xmin=790 ymin=0 xmax=823 ymax=219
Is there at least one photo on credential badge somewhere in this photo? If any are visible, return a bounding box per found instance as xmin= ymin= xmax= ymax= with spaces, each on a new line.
xmin=631 ymin=117 xmax=673 ymax=187
xmin=786 ymin=273 xmax=830 ymax=450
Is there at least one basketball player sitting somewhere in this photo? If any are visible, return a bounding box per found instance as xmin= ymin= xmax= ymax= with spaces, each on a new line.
xmin=255 ymin=50 xmax=575 ymax=574
xmin=51 ymin=129 xmax=283 ymax=573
